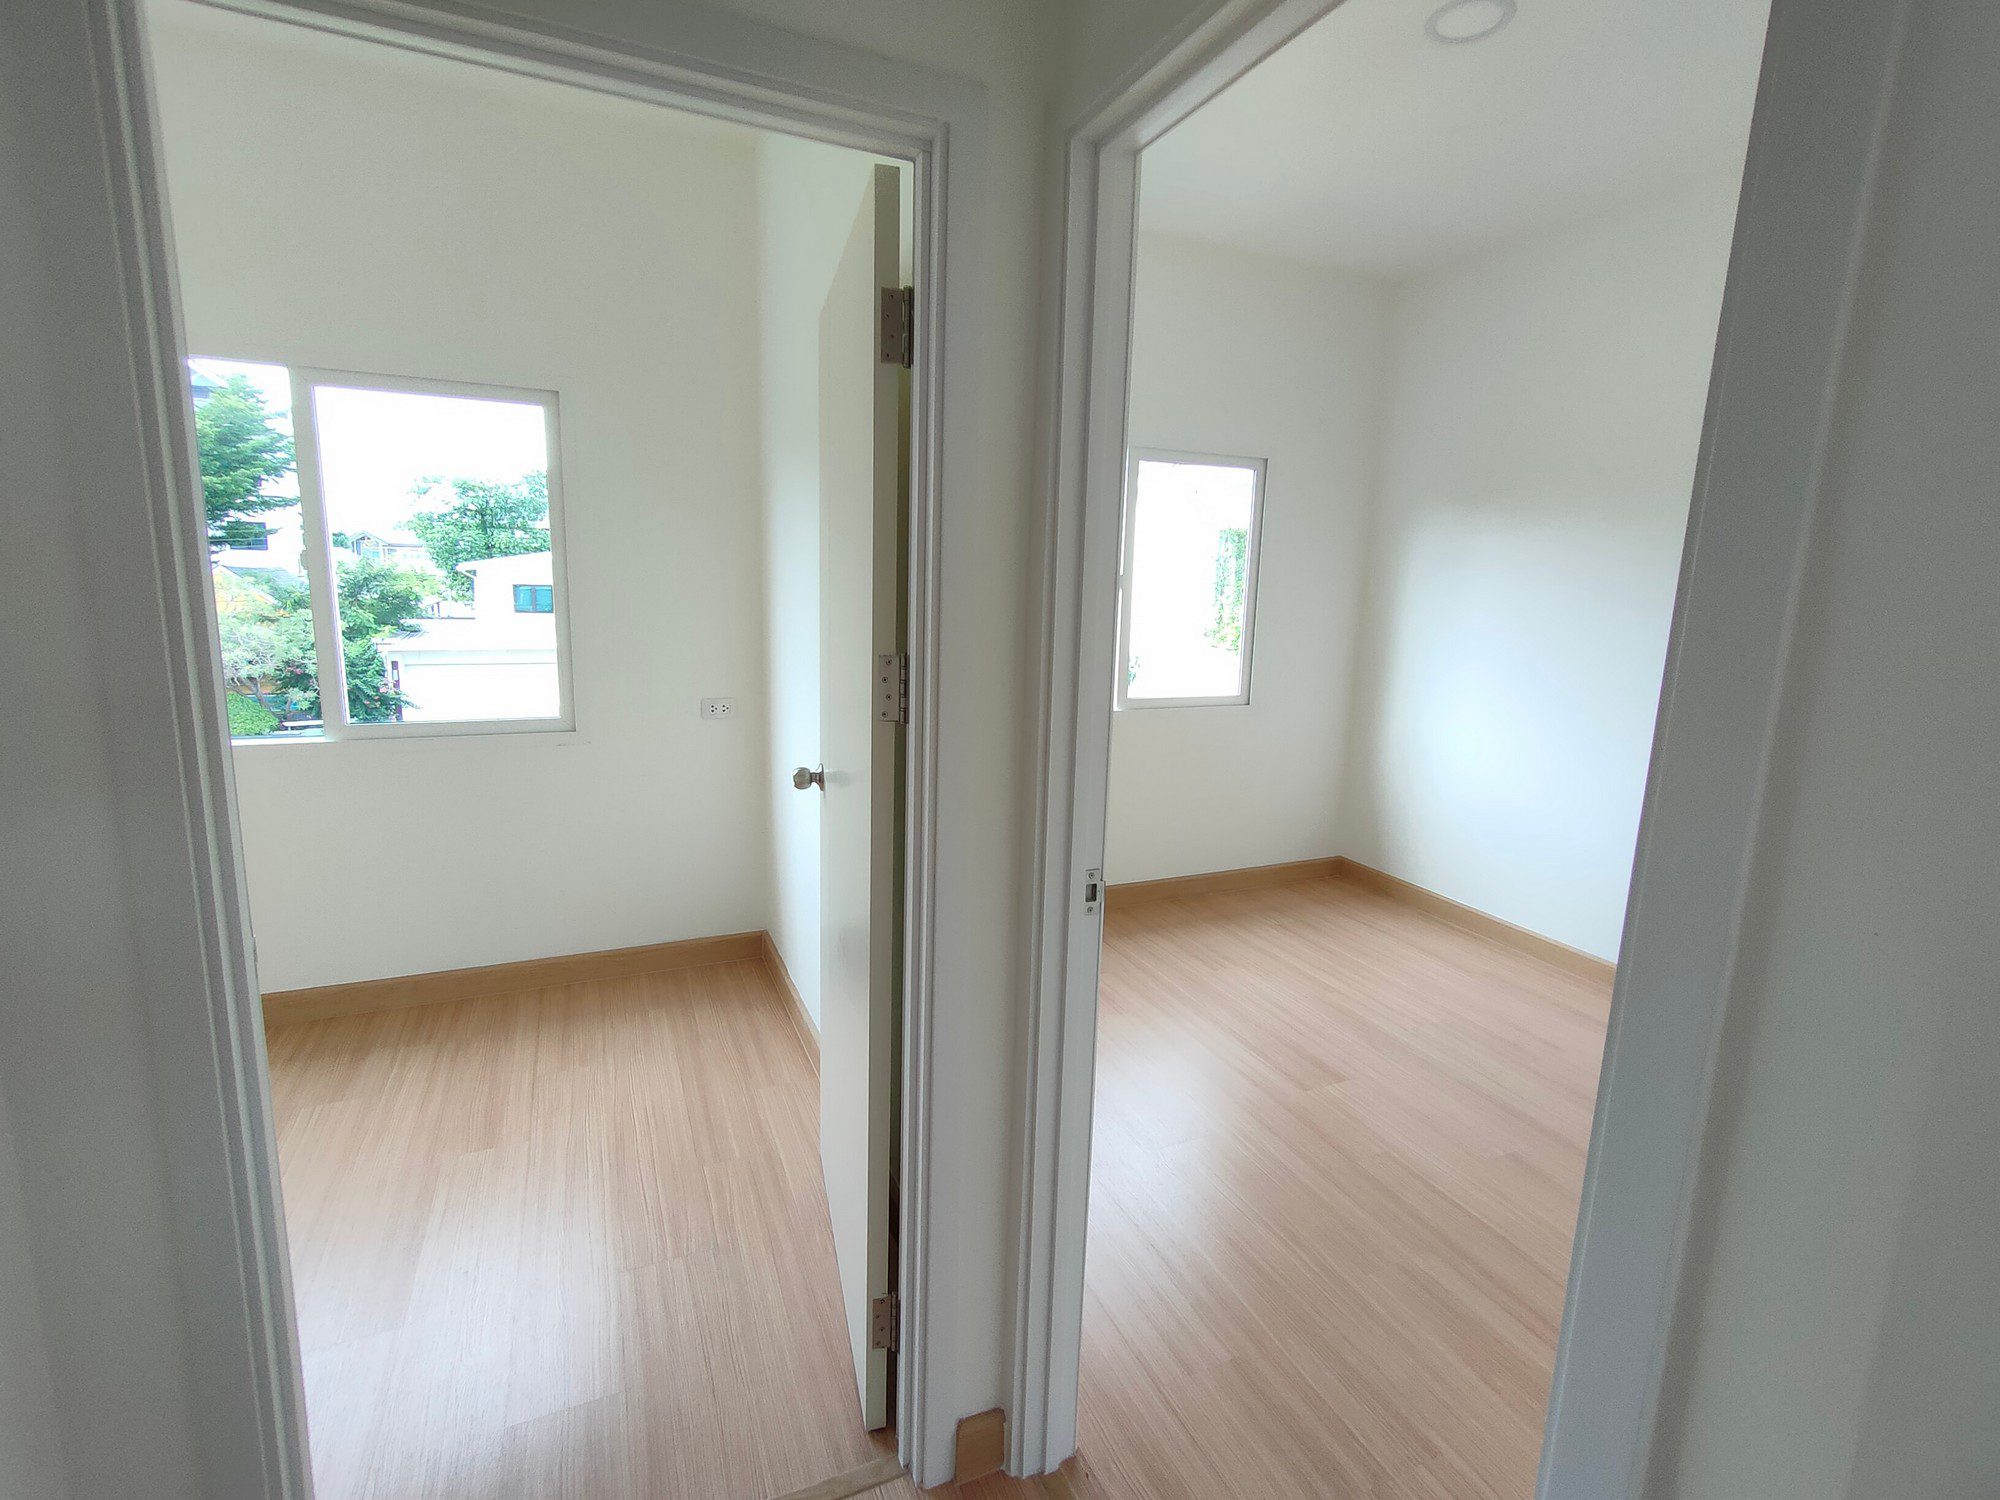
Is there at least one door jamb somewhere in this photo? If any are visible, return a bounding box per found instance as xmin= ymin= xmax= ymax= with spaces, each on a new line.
xmin=83 ymin=0 xmax=963 ymax=1487
xmin=1013 ymin=0 xmax=1908 ymax=1490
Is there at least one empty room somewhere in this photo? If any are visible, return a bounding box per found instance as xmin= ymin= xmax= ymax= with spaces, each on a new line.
xmin=20 ymin=0 xmax=2000 ymax=1496
xmin=143 ymin=2 xmax=920 ymax=1494
xmin=1077 ymin=0 xmax=1771 ymax=1494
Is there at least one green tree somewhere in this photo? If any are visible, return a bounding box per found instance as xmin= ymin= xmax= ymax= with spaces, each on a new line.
xmin=1206 ymin=526 xmax=1249 ymax=653
xmin=266 ymin=608 xmax=322 ymax=719
xmin=257 ymin=563 xmax=436 ymax=725
xmin=337 ymin=638 xmax=407 ymax=724
xmin=330 ymin=558 xmax=435 ymax=723
xmin=216 ymin=612 xmax=284 ymax=697
xmin=194 ymin=375 xmax=295 ymax=547
xmin=335 ymin=558 xmax=434 ymax=641
xmin=407 ymin=472 xmax=550 ymax=598
xmin=226 ymin=693 xmax=280 ymax=738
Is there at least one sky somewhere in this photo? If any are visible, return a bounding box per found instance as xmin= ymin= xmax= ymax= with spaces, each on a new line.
xmin=190 ymin=356 xmax=548 ymax=538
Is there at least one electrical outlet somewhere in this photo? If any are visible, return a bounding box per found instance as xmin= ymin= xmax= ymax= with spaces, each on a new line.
xmin=700 ymin=698 xmax=736 ymax=720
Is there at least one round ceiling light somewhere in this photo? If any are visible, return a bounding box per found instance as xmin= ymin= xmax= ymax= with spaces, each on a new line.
xmin=1425 ymin=0 xmax=1516 ymax=44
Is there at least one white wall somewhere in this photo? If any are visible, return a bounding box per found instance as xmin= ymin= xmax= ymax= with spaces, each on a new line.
xmin=149 ymin=3 xmax=774 ymax=989
xmin=1655 ymin=4 xmax=2000 ymax=1491
xmin=1112 ymin=183 xmax=1738 ymax=961
xmin=0 ymin=1081 xmax=67 ymax=1500
xmin=0 ymin=8 xmax=212 ymax=1486
xmin=1105 ymin=232 xmax=1390 ymax=882
xmin=1342 ymin=180 xmax=1743 ymax=960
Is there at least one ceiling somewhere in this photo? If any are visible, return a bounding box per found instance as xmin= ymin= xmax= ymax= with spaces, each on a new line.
xmin=1137 ymin=0 xmax=1770 ymax=275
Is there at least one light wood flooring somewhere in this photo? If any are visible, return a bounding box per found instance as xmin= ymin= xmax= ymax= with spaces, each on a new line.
xmin=268 ymin=958 xmax=981 ymax=1500
xmin=269 ymin=872 xmax=1608 ymax=1499
xmin=1066 ymin=872 xmax=1613 ymax=1500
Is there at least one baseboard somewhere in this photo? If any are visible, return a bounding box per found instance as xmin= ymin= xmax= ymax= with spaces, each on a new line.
xmin=762 ymin=931 xmax=820 ymax=1070
xmin=262 ymin=929 xmax=766 ymax=1026
xmin=1105 ymin=856 xmax=1347 ymax=907
xmin=1332 ymin=858 xmax=1616 ymax=982
xmin=1106 ymin=853 xmax=1616 ymax=982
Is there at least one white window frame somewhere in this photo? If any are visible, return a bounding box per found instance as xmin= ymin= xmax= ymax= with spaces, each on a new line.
xmin=220 ymin=360 xmax=575 ymax=743
xmin=1114 ymin=446 xmax=1267 ymax=710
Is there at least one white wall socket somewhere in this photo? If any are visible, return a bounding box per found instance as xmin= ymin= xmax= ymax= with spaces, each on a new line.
xmin=700 ymin=698 xmax=736 ymax=720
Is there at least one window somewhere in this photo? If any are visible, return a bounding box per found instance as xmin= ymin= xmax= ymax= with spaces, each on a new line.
xmin=189 ymin=358 xmax=570 ymax=741
xmin=1116 ymin=450 xmax=1266 ymax=707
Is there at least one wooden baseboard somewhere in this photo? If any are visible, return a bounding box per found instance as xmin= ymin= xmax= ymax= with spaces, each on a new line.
xmin=1105 ymin=856 xmax=1346 ymax=908
xmin=1331 ymin=858 xmax=1616 ymax=982
xmin=762 ymin=931 xmax=820 ymax=1070
xmin=1107 ymin=853 xmax=1616 ymax=982
xmin=262 ymin=929 xmax=766 ymax=1026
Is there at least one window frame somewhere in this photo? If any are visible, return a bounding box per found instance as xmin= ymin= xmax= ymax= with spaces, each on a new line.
xmin=1113 ymin=446 xmax=1268 ymax=711
xmin=228 ymin=361 xmax=575 ymax=743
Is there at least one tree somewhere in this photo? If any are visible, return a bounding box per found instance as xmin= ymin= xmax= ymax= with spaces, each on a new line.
xmin=252 ymin=563 xmax=435 ymax=725
xmin=329 ymin=558 xmax=434 ymax=723
xmin=194 ymin=375 xmax=295 ymax=546
xmin=334 ymin=558 xmax=434 ymax=642
xmin=336 ymin=638 xmax=407 ymax=724
xmin=226 ymin=693 xmax=280 ymax=738
xmin=407 ymin=472 xmax=550 ymax=598
xmin=1206 ymin=526 xmax=1249 ymax=653
xmin=216 ymin=612 xmax=284 ymax=698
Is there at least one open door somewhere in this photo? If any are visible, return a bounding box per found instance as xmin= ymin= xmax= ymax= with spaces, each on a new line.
xmin=816 ymin=163 xmax=906 ymax=1430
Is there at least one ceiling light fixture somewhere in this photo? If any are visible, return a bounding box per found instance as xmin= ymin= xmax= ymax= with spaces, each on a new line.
xmin=1425 ymin=0 xmax=1516 ymax=44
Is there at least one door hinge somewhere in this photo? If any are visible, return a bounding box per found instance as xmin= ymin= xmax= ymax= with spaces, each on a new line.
xmin=870 ymin=1292 xmax=899 ymax=1351
xmin=1082 ymin=866 xmax=1103 ymax=916
xmin=879 ymin=285 xmax=914 ymax=368
xmin=876 ymin=652 xmax=909 ymax=725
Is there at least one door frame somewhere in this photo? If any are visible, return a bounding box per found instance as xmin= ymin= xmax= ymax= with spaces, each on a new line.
xmin=1013 ymin=0 xmax=1907 ymax=1491
xmin=81 ymin=0 xmax=965 ymax=1489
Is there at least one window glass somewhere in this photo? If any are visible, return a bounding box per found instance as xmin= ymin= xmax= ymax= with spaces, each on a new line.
xmin=310 ymin=384 xmax=558 ymax=725
xmin=192 ymin=358 xmax=324 ymax=739
xmin=188 ymin=359 xmax=568 ymax=740
xmin=1122 ymin=456 xmax=1262 ymax=704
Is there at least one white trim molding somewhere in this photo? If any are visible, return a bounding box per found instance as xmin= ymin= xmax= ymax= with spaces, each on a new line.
xmin=1013 ymin=0 xmax=1909 ymax=1492
xmin=83 ymin=0 xmax=983 ymax=1486
xmin=1536 ymin=5 xmax=1906 ymax=1493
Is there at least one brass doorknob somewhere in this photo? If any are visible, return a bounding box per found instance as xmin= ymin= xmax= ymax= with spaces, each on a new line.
xmin=792 ymin=765 xmax=824 ymax=790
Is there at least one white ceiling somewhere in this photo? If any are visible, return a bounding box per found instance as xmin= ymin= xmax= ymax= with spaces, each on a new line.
xmin=1137 ymin=0 xmax=1770 ymax=275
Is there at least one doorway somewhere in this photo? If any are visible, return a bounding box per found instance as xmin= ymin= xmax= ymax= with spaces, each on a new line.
xmin=141 ymin=0 xmax=922 ymax=1492
xmin=1016 ymin=0 xmax=1840 ymax=1496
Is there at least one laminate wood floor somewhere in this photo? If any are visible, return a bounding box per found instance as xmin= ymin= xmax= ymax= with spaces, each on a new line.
xmin=268 ymin=958 xmax=924 ymax=1500
xmin=268 ymin=874 xmax=1608 ymax=1500
xmin=1066 ymin=873 xmax=1613 ymax=1500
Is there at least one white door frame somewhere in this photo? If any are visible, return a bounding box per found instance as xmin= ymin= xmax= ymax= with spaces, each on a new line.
xmin=1013 ymin=0 xmax=1908 ymax=1489
xmin=82 ymin=0 xmax=969 ymax=1488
